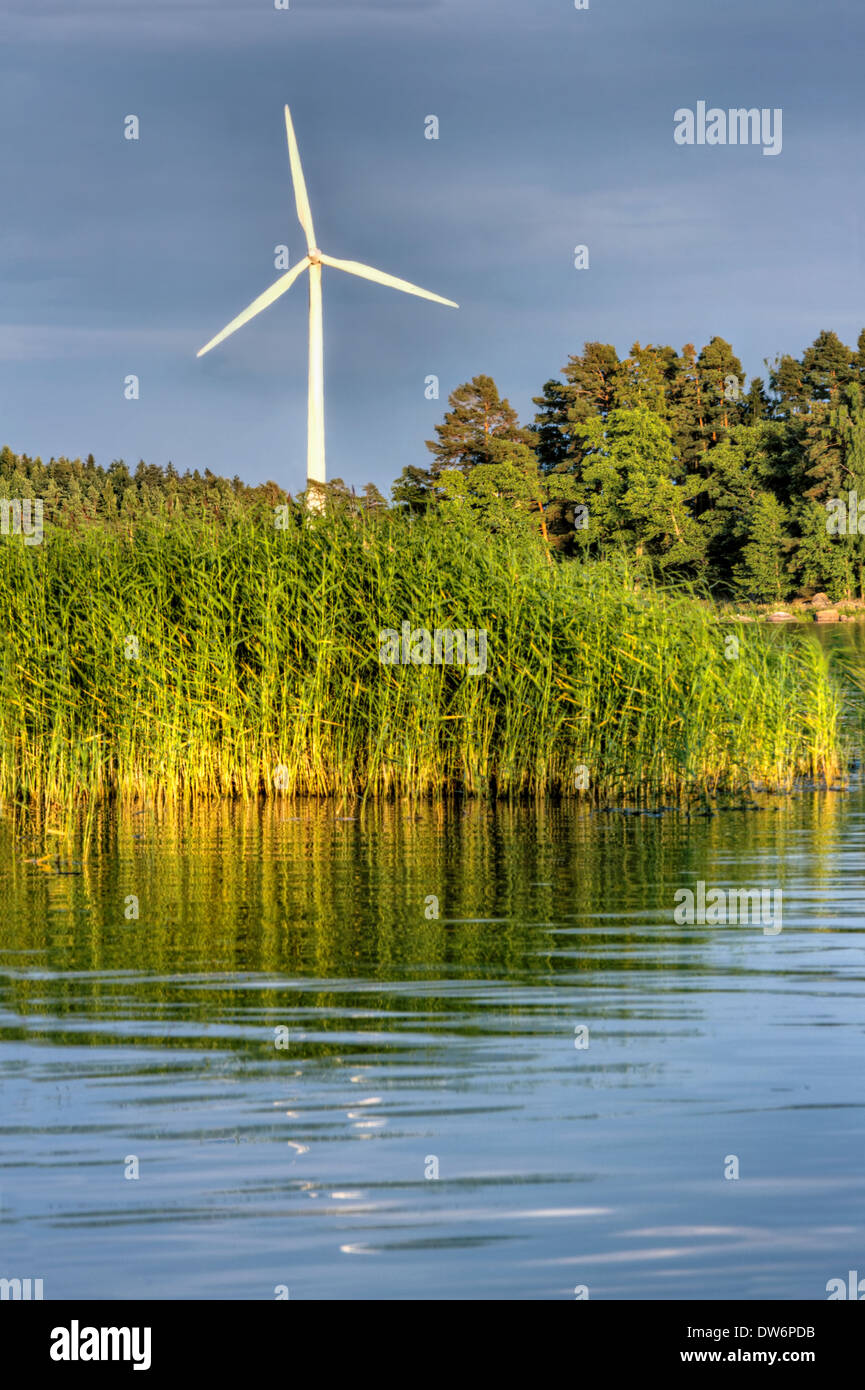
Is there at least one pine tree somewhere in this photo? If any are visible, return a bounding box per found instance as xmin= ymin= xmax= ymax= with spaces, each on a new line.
xmin=562 ymin=342 xmax=620 ymax=424
xmin=667 ymin=343 xmax=705 ymax=476
xmin=697 ymin=425 xmax=778 ymax=583
xmin=531 ymin=378 xmax=575 ymax=471
xmin=742 ymin=377 xmax=769 ymax=424
xmin=794 ymin=500 xmax=856 ymax=600
xmin=426 ymin=375 xmax=532 ymax=476
xmin=696 ymin=336 xmax=746 ymax=444
xmin=391 ymin=465 xmax=434 ymax=512
xmin=361 ymin=482 xmax=388 ymax=512
xmin=767 ymin=353 xmax=809 ymax=417
xmin=802 ymin=386 xmax=865 ymax=594
xmin=801 ymin=330 xmax=855 ymax=403
xmin=610 ymin=342 xmax=674 ymax=417
xmin=574 ymin=407 xmax=702 ymax=569
xmin=799 ymin=384 xmax=865 ymax=509
xmin=735 ymin=493 xmax=792 ymax=602
xmin=435 ymin=436 xmax=577 ymax=550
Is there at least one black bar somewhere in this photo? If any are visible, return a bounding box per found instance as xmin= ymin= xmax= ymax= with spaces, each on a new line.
xmin=5 ymin=1300 xmax=860 ymax=1376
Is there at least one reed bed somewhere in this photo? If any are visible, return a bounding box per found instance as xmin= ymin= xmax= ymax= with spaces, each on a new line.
xmin=0 ymin=508 xmax=845 ymax=805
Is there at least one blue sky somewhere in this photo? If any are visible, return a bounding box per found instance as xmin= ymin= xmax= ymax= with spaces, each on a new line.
xmin=1 ymin=0 xmax=863 ymax=496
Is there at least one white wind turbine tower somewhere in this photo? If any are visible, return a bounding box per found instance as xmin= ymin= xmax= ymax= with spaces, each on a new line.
xmin=197 ymin=106 xmax=458 ymax=506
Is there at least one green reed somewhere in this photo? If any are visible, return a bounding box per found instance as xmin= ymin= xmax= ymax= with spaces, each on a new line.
xmin=0 ymin=506 xmax=846 ymax=806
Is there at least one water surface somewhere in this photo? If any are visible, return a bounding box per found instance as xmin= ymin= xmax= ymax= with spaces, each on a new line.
xmin=2 ymin=785 xmax=864 ymax=1300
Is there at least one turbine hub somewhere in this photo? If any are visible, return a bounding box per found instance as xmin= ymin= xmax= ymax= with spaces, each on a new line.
xmin=308 ymin=248 xmax=322 ymax=264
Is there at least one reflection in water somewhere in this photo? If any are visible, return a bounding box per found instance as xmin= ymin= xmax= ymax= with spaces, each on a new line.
xmin=1 ymin=789 xmax=864 ymax=1300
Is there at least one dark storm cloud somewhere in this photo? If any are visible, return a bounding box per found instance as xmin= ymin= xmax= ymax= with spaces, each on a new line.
xmin=1 ymin=0 xmax=863 ymax=493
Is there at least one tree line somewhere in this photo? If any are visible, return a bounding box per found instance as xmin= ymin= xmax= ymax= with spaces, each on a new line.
xmin=396 ymin=329 xmax=865 ymax=601
xmin=0 ymin=448 xmax=388 ymax=526
xmin=5 ymin=326 xmax=865 ymax=601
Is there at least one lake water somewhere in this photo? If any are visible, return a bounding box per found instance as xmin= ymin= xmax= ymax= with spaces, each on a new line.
xmin=2 ymin=771 xmax=865 ymax=1301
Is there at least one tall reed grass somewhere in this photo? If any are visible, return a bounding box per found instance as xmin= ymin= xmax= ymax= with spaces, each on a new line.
xmin=0 ymin=507 xmax=845 ymax=805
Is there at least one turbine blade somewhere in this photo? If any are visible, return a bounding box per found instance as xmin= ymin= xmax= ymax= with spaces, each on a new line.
xmin=321 ymin=255 xmax=458 ymax=308
xmin=197 ymin=258 xmax=310 ymax=357
xmin=284 ymin=106 xmax=316 ymax=253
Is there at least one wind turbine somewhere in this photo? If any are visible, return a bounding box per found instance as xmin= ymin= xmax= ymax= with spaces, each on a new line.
xmin=197 ymin=106 xmax=458 ymax=507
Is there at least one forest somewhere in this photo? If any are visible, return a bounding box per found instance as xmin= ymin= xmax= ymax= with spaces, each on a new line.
xmin=4 ymin=327 xmax=865 ymax=602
